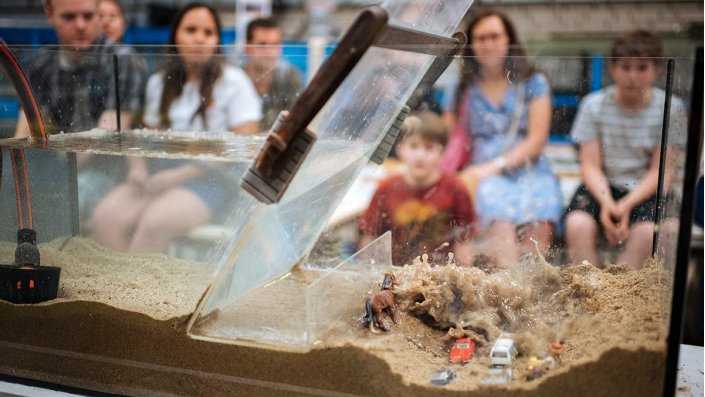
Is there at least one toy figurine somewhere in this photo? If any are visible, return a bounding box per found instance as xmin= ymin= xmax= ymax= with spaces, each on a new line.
xmin=549 ymin=340 xmax=567 ymax=361
xmin=521 ymin=357 xmax=544 ymax=381
xmin=362 ymin=272 xmax=398 ymax=332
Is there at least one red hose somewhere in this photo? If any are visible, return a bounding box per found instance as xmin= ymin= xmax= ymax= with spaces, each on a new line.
xmin=9 ymin=149 xmax=32 ymax=229
xmin=0 ymin=38 xmax=45 ymax=230
xmin=0 ymin=39 xmax=47 ymax=142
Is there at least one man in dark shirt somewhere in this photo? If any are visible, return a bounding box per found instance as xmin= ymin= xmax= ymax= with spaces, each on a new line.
xmin=243 ymin=17 xmax=304 ymax=131
xmin=16 ymin=0 xmax=143 ymax=136
xmin=14 ymin=0 xmax=145 ymax=227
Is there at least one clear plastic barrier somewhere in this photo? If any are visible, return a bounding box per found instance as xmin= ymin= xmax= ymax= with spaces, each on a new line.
xmin=306 ymin=231 xmax=393 ymax=345
xmin=188 ymin=0 xmax=473 ymax=348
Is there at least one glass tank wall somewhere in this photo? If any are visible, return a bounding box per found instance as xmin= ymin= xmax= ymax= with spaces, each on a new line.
xmin=0 ymin=7 xmax=699 ymax=396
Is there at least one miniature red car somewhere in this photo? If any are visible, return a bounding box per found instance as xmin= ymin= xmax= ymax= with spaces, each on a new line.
xmin=449 ymin=337 xmax=475 ymax=363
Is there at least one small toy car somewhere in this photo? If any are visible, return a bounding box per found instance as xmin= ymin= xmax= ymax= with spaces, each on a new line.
xmin=449 ymin=337 xmax=475 ymax=363
xmin=490 ymin=334 xmax=517 ymax=367
xmin=430 ymin=368 xmax=456 ymax=386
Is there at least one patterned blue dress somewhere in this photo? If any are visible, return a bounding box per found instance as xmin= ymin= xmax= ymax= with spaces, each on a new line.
xmin=459 ymin=73 xmax=562 ymax=229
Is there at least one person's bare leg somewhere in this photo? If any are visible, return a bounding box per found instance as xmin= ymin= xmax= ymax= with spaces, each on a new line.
xmin=519 ymin=221 xmax=554 ymax=259
xmin=565 ymin=211 xmax=601 ymax=268
xmin=617 ymin=221 xmax=654 ymax=269
xmin=91 ymin=184 xmax=149 ymax=252
xmin=128 ymin=188 xmax=211 ymax=254
xmin=486 ymin=220 xmax=519 ymax=268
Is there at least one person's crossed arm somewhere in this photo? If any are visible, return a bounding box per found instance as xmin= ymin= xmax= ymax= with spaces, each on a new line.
xmin=580 ymin=140 xmax=625 ymax=244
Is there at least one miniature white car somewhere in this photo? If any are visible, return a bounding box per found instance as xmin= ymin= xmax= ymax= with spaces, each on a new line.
xmin=490 ymin=335 xmax=517 ymax=367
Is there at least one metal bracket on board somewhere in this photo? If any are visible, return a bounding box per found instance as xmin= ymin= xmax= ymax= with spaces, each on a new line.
xmin=370 ymin=30 xmax=468 ymax=166
xmin=370 ymin=106 xmax=410 ymax=165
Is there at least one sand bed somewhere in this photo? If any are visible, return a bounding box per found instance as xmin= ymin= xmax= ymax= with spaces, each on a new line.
xmin=0 ymin=238 xmax=669 ymax=396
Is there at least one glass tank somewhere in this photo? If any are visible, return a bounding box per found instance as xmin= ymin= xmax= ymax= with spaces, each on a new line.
xmin=0 ymin=2 xmax=700 ymax=396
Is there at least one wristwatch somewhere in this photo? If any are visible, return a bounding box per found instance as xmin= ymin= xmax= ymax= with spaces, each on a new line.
xmin=494 ymin=156 xmax=506 ymax=171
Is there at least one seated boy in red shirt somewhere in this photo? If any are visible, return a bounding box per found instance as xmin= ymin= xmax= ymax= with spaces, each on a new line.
xmin=358 ymin=110 xmax=476 ymax=266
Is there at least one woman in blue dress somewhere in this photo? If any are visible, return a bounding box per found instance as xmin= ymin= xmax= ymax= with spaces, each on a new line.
xmin=443 ymin=6 xmax=562 ymax=267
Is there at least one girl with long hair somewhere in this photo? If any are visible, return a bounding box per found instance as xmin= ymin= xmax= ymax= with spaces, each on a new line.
xmin=91 ymin=3 xmax=261 ymax=253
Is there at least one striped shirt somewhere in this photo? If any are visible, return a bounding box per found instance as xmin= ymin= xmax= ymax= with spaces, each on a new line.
xmin=571 ymin=86 xmax=687 ymax=190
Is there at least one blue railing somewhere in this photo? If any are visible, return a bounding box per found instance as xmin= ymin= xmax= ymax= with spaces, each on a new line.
xmin=0 ymin=98 xmax=19 ymax=115
xmin=553 ymin=94 xmax=579 ymax=108
xmin=0 ymin=28 xmax=58 ymax=47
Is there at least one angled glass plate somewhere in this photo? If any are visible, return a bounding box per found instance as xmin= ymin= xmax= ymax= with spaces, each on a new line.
xmin=187 ymin=0 xmax=473 ymax=350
